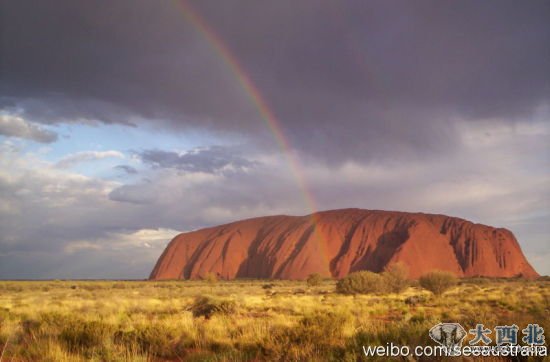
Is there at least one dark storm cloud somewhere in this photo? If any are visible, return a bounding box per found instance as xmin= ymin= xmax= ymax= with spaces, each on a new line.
xmin=139 ymin=146 xmax=257 ymax=173
xmin=1 ymin=0 xmax=549 ymax=161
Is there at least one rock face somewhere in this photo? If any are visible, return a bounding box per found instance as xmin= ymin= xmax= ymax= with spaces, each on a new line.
xmin=150 ymin=209 xmax=538 ymax=280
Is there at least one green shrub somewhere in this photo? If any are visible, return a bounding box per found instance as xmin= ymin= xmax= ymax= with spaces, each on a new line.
xmin=306 ymin=273 xmax=323 ymax=287
xmin=382 ymin=263 xmax=409 ymax=294
xmin=190 ymin=296 xmax=236 ymax=319
xmin=336 ymin=271 xmax=386 ymax=295
xmin=419 ymin=271 xmax=457 ymax=296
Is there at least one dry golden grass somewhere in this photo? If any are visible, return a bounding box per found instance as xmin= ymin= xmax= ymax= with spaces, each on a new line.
xmin=0 ymin=278 xmax=548 ymax=361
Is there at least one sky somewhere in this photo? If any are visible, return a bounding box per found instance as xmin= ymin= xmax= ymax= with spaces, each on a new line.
xmin=0 ymin=0 xmax=548 ymax=278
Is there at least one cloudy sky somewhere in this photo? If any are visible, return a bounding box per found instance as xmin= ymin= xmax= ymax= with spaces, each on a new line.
xmin=0 ymin=0 xmax=548 ymax=279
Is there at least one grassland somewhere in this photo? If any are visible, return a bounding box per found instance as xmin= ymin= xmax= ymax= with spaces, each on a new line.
xmin=0 ymin=278 xmax=548 ymax=361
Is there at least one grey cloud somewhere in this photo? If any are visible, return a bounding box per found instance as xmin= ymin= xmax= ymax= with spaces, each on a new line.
xmin=139 ymin=146 xmax=257 ymax=173
xmin=108 ymin=184 xmax=156 ymax=205
xmin=114 ymin=165 xmax=138 ymax=175
xmin=0 ymin=113 xmax=58 ymax=143
xmin=1 ymin=0 xmax=548 ymax=162
xmin=0 ymin=248 xmax=162 ymax=279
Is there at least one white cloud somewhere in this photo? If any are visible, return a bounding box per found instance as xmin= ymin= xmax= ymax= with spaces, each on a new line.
xmin=55 ymin=150 xmax=125 ymax=168
xmin=64 ymin=241 xmax=102 ymax=253
xmin=64 ymin=228 xmax=179 ymax=254
xmin=0 ymin=113 xmax=58 ymax=143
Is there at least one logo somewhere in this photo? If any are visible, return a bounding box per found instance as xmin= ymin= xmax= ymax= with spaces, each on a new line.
xmin=429 ymin=323 xmax=467 ymax=355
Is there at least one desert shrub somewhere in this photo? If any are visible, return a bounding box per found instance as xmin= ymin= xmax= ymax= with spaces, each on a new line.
xmin=461 ymin=277 xmax=491 ymax=285
xmin=111 ymin=282 xmax=127 ymax=289
xmin=262 ymin=283 xmax=274 ymax=289
xmin=382 ymin=263 xmax=409 ymax=293
xmin=404 ymin=294 xmax=428 ymax=306
xmin=59 ymin=319 xmax=112 ymax=353
xmin=299 ymin=311 xmax=350 ymax=341
xmin=190 ymin=296 xmax=236 ymax=319
xmin=39 ymin=311 xmax=73 ymax=328
xmin=336 ymin=271 xmax=386 ymax=294
xmin=202 ymin=272 xmax=218 ymax=284
xmin=419 ymin=271 xmax=457 ymax=296
xmin=306 ymin=273 xmax=323 ymax=287
xmin=409 ymin=311 xmax=427 ymax=324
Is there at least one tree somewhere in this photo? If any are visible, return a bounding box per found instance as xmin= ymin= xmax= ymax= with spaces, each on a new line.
xmin=419 ymin=271 xmax=457 ymax=296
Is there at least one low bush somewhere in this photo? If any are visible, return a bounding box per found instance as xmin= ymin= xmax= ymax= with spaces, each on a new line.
xmin=306 ymin=273 xmax=323 ymax=287
xmin=419 ymin=271 xmax=457 ymax=296
xmin=336 ymin=271 xmax=386 ymax=294
xmin=461 ymin=277 xmax=492 ymax=285
xmin=202 ymin=272 xmax=218 ymax=284
xmin=404 ymin=295 xmax=428 ymax=306
xmin=382 ymin=263 xmax=409 ymax=293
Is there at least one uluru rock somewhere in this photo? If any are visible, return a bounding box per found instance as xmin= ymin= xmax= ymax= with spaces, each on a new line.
xmin=150 ymin=209 xmax=538 ymax=280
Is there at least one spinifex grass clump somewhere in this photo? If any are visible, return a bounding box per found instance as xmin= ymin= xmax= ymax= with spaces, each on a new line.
xmin=114 ymin=324 xmax=181 ymax=358
xmin=190 ymin=296 xmax=237 ymax=319
xmin=59 ymin=319 xmax=113 ymax=354
xmin=262 ymin=311 xmax=351 ymax=360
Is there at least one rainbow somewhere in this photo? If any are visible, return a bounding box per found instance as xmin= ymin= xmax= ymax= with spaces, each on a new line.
xmin=174 ymin=0 xmax=331 ymax=272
